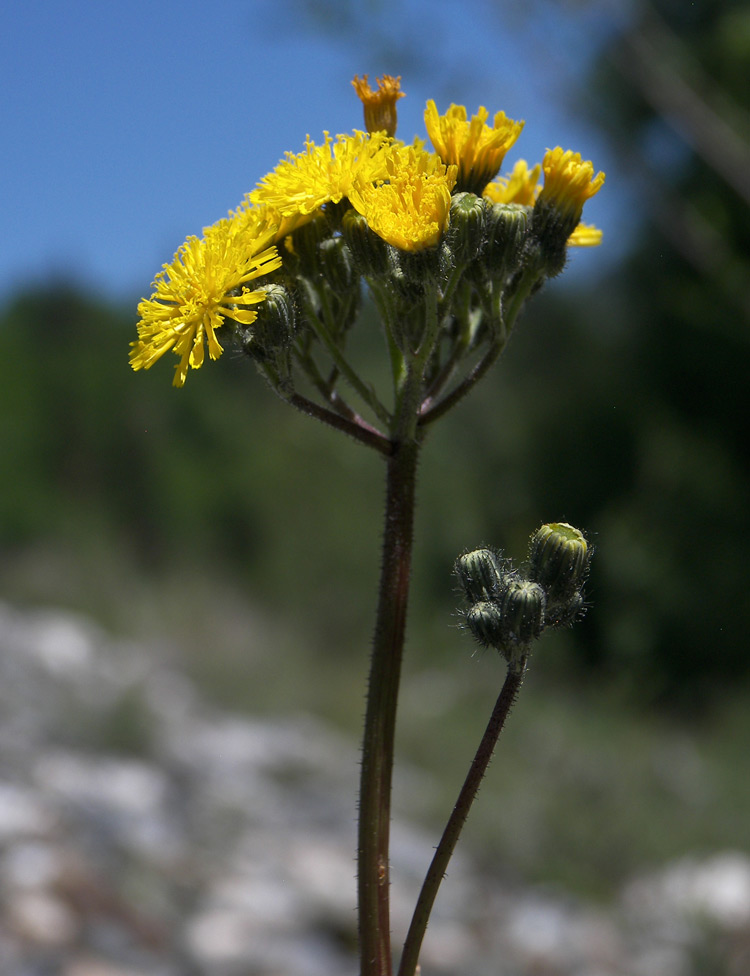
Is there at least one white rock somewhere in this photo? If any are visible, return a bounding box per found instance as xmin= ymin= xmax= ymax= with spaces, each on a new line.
xmin=7 ymin=890 xmax=78 ymax=946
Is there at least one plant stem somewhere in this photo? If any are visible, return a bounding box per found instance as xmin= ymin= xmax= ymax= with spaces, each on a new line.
xmin=286 ymin=391 xmax=392 ymax=455
xmin=358 ymin=436 xmax=420 ymax=976
xmin=418 ymin=337 xmax=505 ymax=428
xmin=397 ymin=661 xmax=526 ymax=976
xmin=305 ymin=303 xmax=392 ymax=427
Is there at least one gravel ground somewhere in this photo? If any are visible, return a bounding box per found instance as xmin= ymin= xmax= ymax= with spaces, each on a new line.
xmin=1 ymin=600 xmax=749 ymax=976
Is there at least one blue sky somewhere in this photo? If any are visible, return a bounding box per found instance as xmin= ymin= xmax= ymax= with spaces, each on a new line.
xmin=2 ymin=0 xmax=630 ymax=307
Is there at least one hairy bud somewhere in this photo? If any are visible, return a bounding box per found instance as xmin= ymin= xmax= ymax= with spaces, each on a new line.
xmin=443 ymin=192 xmax=487 ymax=264
xmin=241 ymin=283 xmax=297 ymax=362
xmin=341 ymin=208 xmax=392 ymax=277
xmin=500 ymin=577 xmax=546 ymax=647
xmin=466 ymin=600 xmax=505 ymax=649
xmin=482 ymin=203 xmax=529 ymax=281
xmin=455 ymin=547 xmax=504 ymax=604
xmin=529 ymin=523 xmax=589 ymax=601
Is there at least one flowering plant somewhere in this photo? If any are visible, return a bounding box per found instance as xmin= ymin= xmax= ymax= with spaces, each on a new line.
xmin=131 ymin=75 xmax=603 ymax=976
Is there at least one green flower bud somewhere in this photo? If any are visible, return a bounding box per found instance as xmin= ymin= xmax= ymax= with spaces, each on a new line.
xmin=341 ymin=207 xmax=392 ymax=277
xmin=529 ymin=522 xmax=590 ymax=606
xmin=500 ymin=577 xmax=546 ymax=646
xmin=455 ymin=547 xmax=504 ymax=604
xmin=545 ymin=590 xmax=585 ymax=628
xmin=286 ymin=212 xmax=331 ymax=275
xmin=318 ymin=236 xmax=357 ymax=295
xmin=466 ymin=600 xmax=505 ymax=649
xmin=443 ymin=192 xmax=487 ymax=264
xmin=482 ymin=203 xmax=530 ymax=280
xmin=241 ymin=283 xmax=297 ymax=362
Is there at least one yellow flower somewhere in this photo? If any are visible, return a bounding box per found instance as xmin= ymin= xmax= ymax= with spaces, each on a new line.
xmin=348 ymin=143 xmax=457 ymax=251
xmin=424 ymin=100 xmax=524 ymax=196
xmin=227 ymin=199 xmax=313 ymax=249
xmin=483 ymin=160 xmax=541 ymax=206
xmin=352 ymin=74 xmax=404 ymax=138
xmin=205 ymin=203 xmax=279 ymax=252
xmin=249 ymin=130 xmax=391 ymax=218
xmin=567 ymin=222 xmax=603 ymax=247
xmin=537 ymin=147 xmax=605 ymax=224
xmin=485 ymin=159 xmax=603 ymax=246
xmin=130 ymin=215 xmax=283 ymax=387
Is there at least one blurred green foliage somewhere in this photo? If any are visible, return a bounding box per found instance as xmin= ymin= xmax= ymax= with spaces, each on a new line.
xmin=0 ymin=258 xmax=747 ymax=716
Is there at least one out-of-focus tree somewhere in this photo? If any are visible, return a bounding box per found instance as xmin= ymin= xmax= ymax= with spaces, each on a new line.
xmin=513 ymin=0 xmax=750 ymax=708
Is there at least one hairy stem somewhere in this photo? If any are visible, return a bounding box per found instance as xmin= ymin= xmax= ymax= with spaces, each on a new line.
xmin=358 ymin=437 xmax=420 ymax=976
xmin=397 ymin=661 xmax=526 ymax=976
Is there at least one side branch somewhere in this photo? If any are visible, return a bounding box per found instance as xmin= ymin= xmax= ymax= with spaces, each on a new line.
xmin=397 ymin=663 xmax=525 ymax=976
xmin=286 ymin=392 xmax=392 ymax=455
xmin=418 ymin=339 xmax=504 ymax=428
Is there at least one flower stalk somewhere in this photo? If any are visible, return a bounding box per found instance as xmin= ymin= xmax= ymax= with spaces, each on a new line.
xmin=398 ymin=661 xmax=526 ymax=976
xmin=359 ymin=435 xmax=420 ymax=976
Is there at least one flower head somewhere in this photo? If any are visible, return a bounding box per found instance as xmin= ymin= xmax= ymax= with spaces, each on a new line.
xmin=348 ymin=143 xmax=457 ymax=251
xmin=484 ymin=160 xmax=542 ymax=207
xmin=537 ymin=147 xmax=605 ymax=225
xmin=249 ymin=131 xmax=391 ymax=219
xmin=352 ymin=74 xmax=404 ymax=138
xmin=130 ymin=216 xmax=282 ymax=387
xmin=530 ymin=148 xmax=605 ymax=267
xmin=425 ymin=101 xmax=524 ymax=196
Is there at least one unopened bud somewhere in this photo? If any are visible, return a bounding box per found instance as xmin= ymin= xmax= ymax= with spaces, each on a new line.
xmin=482 ymin=203 xmax=529 ymax=280
xmin=455 ymin=547 xmax=504 ymax=604
xmin=545 ymin=590 xmax=585 ymax=628
xmin=529 ymin=522 xmax=590 ymax=606
xmin=500 ymin=577 xmax=546 ymax=646
xmin=242 ymin=283 xmax=297 ymax=362
xmin=341 ymin=207 xmax=392 ymax=277
xmin=443 ymin=192 xmax=487 ymax=264
xmin=319 ymin=236 xmax=357 ymax=295
xmin=466 ymin=600 xmax=505 ymax=649
xmin=286 ymin=213 xmax=330 ymax=275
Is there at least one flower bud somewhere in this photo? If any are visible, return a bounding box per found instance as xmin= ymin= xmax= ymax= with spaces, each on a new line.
xmin=500 ymin=577 xmax=546 ymax=646
xmin=466 ymin=600 xmax=505 ymax=649
xmin=286 ymin=212 xmax=331 ymax=275
xmin=545 ymin=590 xmax=585 ymax=628
xmin=319 ymin=236 xmax=357 ymax=295
xmin=455 ymin=547 xmax=504 ymax=604
xmin=443 ymin=192 xmax=487 ymax=264
xmin=529 ymin=522 xmax=589 ymax=606
xmin=241 ymin=283 xmax=297 ymax=362
xmin=341 ymin=207 xmax=392 ymax=277
xmin=482 ymin=203 xmax=529 ymax=281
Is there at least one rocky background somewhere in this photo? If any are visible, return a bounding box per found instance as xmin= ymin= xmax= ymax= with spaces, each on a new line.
xmin=1 ymin=600 xmax=749 ymax=976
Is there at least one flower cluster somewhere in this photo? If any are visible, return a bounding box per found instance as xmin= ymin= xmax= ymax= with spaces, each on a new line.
xmin=455 ymin=523 xmax=591 ymax=669
xmin=131 ymin=74 xmax=604 ymax=394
